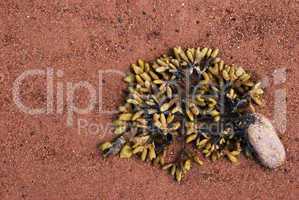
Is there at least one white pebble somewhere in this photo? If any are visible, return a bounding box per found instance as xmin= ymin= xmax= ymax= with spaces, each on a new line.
xmin=247 ymin=114 xmax=286 ymax=169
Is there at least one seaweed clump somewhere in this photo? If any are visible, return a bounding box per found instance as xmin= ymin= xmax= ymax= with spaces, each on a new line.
xmin=99 ymin=47 xmax=264 ymax=182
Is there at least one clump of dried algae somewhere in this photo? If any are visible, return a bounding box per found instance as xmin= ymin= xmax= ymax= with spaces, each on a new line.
xmin=100 ymin=47 xmax=266 ymax=182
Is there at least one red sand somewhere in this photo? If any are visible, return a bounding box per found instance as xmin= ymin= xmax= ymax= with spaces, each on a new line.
xmin=0 ymin=0 xmax=298 ymax=199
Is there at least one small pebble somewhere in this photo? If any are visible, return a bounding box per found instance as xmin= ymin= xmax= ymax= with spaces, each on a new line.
xmin=247 ymin=114 xmax=286 ymax=169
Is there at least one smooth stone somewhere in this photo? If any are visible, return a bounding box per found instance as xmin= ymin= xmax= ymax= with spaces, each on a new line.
xmin=247 ymin=113 xmax=286 ymax=169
